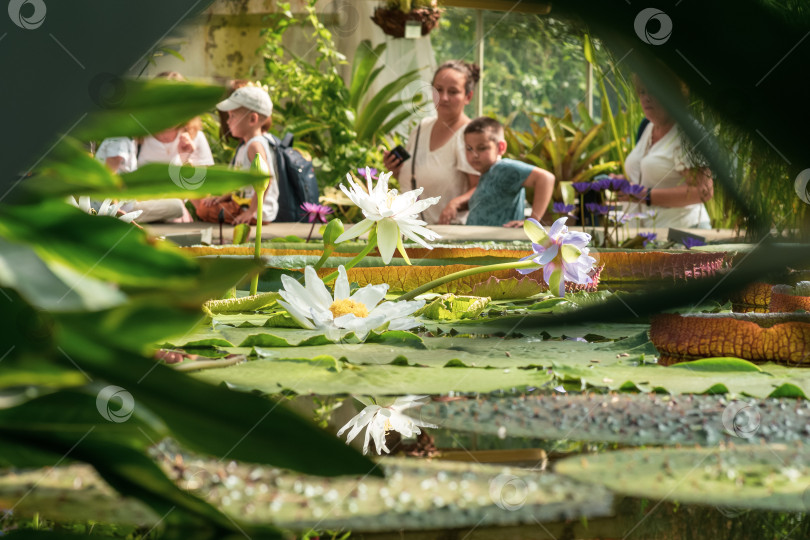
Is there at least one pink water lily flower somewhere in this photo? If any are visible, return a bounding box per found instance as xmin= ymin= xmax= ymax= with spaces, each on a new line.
xmin=300 ymin=202 xmax=333 ymax=223
xmin=517 ymin=217 xmax=597 ymax=297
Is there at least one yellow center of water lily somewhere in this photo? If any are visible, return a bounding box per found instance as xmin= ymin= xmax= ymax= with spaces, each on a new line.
xmin=329 ymin=298 xmax=369 ymax=318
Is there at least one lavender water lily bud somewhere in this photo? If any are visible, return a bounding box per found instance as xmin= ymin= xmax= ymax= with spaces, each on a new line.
xmin=517 ymin=217 xmax=597 ymax=297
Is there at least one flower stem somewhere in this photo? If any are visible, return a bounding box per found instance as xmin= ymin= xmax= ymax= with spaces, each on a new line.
xmin=395 ymin=260 xmax=537 ymax=302
xmin=306 ymin=221 xmax=316 ymax=243
xmin=250 ymin=180 xmax=269 ymax=296
xmin=320 ymin=231 xmax=378 ymax=284
xmin=312 ymin=246 xmax=334 ymax=272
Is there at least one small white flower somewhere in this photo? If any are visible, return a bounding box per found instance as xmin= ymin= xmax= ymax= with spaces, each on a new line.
xmin=337 ymin=395 xmax=436 ymax=455
xmin=335 ymin=167 xmax=441 ymax=264
xmin=68 ymin=196 xmax=142 ymax=223
xmin=277 ymin=265 xmax=425 ymax=340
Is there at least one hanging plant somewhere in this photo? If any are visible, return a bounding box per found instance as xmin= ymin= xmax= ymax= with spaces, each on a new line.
xmin=371 ymin=0 xmax=443 ymax=39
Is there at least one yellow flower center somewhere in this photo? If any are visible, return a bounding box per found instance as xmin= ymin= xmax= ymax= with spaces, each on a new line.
xmin=329 ymin=298 xmax=369 ymax=318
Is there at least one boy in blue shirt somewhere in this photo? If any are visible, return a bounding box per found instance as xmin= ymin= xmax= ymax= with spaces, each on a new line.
xmin=463 ymin=117 xmax=555 ymax=227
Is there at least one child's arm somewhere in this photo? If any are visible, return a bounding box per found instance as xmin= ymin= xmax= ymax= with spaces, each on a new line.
xmin=233 ymin=141 xmax=274 ymax=225
xmin=438 ymin=173 xmax=480 ymax=224
xmin=504 ymin=168 xmax=555 ymax=228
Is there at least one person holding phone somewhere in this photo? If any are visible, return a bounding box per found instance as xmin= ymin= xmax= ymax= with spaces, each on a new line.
xmin=383 ymin=60 xmax=480 ymax=225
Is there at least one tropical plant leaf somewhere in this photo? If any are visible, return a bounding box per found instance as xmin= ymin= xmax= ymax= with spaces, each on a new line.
xmin=57 ymin=330 xmax=377 ymax=477
xmin=348 ymin=40 xmax=386 ymax=110
xmin=73 ymin=79 xmax=226 ymax=142
xmin=0 ymin=238 xmax=126 ymax=312
xmin=0 ymin=199 xmax=199 ymax=287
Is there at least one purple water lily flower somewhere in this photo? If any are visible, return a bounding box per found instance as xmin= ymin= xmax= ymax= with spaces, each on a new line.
xmin=623 ymin=183 xmax=646 ymax=197
xmin=681 ymin=237 xmax=706 ymax=250
xmin=572 ymin=182 xmax=592 ymax=194
xmin=358 ymin=167 xmax=379 ymax=180
xmin=639 ymin=232 xmax=657 ymax=247
xmin=585 ymin=203 xmax=611 ymax=215
xmin=300 ymin=202 xmax=333 ymax=223
xmin=590 ymin=178 xmax=610 ymax=191
xmin=517 ymin=217 xmax=597 ymax=297
xmin=608 ymin=177 xmax=630 ymax=192
xmin=553 ymin=202 xmax=576 ymax=214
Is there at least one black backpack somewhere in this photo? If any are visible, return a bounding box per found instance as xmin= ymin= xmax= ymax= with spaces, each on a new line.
xmin=233 ymin=132 xmax=320 ymax=222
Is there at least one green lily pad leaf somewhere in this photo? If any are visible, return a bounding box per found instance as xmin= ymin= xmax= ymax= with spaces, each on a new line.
xmin=416 ymin=294 xmax=490 ymax=321
xmin=236 ymin=329 xmax=424 ymax=348
xmin=552 ymin=360 xmax=810 ymax=398
xmin=419 ymin=393 xmax=810 ymax=447
xmin=444 ymin=359 xmax=470 ymax=368
xmin=527 ymin=297 xmax=570 ymax=312
xmin=204 ymin=292 xmax=280 ymax=314
xmin=670 ymin=357 xmax=763 ymax=372
xmin=180 ymin=338 xmax=235 ymax=349
xmin=768 ymin=383 xmax=807 ymax=398
xmin=254 ymin=350 xmax=342 ymax=371
xmin=193 ymin=358 xmax=553 ymax=395
xmin=365 ymin=330 xmax=425 ymax=347
xmin=555 ymin=445 xmax=810 ymax=513
xmin=261 ymin=311 xmax=302 ymax=328
xmin=0 ymin=464 xmax=159 ymax=530
xmin=6 ymin=457 xmax=614 ymax=534
xmin=239 ymin=333 xmax=292 ymax=348
xmin=471 ymin=275 xmax=545 ymax=299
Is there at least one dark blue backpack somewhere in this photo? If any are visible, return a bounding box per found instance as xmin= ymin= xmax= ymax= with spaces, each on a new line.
xmin=233 ymin=132 xmax=320 ymax=222
xmin=264 ymin=133 xmax=320 ymax=222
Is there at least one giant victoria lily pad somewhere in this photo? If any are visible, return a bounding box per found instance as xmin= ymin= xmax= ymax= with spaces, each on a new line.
xmin=555 ymin=444 xmax=810 ymax=513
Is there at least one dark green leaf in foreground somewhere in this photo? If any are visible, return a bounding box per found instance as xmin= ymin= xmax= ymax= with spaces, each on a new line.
xmin=59 ymin=329 xmax=377 ymax=477
xmin=21 ymin=139 xmax=268 ymax=203
xmin=73 ymin=79 xmax=226 ymax=142
xmin=0 ymin=199 xmax=199 ymax=286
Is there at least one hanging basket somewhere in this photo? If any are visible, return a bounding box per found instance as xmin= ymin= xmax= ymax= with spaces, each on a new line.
xmin=371 ymin=6 xmax=443 ymax=38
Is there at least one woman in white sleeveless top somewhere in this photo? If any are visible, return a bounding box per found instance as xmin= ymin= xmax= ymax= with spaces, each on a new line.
xmin=622 ymin=76 xmax=713 ymax=229
xmin=383 ymin=60 xmax=480 ymax=225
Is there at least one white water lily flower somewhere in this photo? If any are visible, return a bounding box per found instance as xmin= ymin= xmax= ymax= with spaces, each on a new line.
xmin=68 ymin=196 xmax=142 ymax=223
xmin=335 ymin=167 xmax=441 ymax=264
xmin=277 ymin=265 xmax=425 ymax=340
xmin=337 ymin=395 xmax=437 ymax=455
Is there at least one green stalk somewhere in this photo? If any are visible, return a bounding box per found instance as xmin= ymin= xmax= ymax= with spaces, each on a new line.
xmin=320 ymin=229 xmax=378 ymax=284
xmin=396 ymin=260 xmax=537 ymax=302
xmin=250 ymin=154 xmax=271 ymax=296
xmin=312 ymin=246 xmax=335 ymax=271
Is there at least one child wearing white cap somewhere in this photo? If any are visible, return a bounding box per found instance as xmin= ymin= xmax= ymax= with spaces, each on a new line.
xmin=192 ymin=85 xmax=279 ymax=224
